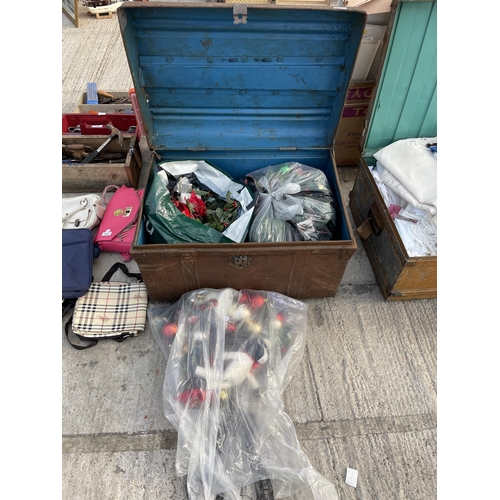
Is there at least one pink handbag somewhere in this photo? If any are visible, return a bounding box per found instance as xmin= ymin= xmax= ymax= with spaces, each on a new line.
xmin=94 ymin=185 xmax=144 ymax=260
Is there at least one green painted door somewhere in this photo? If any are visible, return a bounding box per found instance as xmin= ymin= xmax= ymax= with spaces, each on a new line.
xmin=364 ymin=0 xmax=437 ymax=158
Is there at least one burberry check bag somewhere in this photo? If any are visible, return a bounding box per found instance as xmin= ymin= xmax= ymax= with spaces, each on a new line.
xmin=65 ymin=263 xmax=148 ymax=350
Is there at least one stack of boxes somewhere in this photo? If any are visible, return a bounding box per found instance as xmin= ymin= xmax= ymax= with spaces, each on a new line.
xmin=334 ymin=80 xmax=376 ymax=166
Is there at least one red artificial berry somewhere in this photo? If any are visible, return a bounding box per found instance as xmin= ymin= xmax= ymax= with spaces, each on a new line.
xmin=276 ymin=314 xmax=284 ymax=322
xmin=226 ymin=321 xmax=237 ymax=334
xmin=250 ymin=295 xmax=266 ymax=309
xmin=162 ymin=323 xmax=178 ymax=337
xmin=238 ymin=292 xmax=249 ymax=304
xmin=176 ymin=389 xmax=205 ymax=408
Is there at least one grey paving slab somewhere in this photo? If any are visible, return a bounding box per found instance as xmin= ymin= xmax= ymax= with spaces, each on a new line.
xmin=62 ymin=252 xmax=172 ymax=436
xmin=62 ymin=11 xmax=133 ymax=114
xmin=300 ymin=431 xmax=437 ymax=500
xmin=62 ymin=449 xmax=186 ymax=500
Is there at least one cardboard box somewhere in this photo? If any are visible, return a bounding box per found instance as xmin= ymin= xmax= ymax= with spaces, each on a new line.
xmin=335 ymin=81 xmax=375 ymax=165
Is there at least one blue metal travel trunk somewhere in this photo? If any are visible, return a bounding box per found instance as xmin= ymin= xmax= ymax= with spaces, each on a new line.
xmin=118 ymin=2 xmax=366 ymax=301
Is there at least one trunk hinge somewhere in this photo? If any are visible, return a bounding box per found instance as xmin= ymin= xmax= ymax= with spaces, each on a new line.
xmin=233 ymin=5 xmax=247 ymax=25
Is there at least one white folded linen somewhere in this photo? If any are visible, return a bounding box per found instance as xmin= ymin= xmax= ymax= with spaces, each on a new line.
xmin=378 ymin=162 xmax=437 ymax=216
xmin=373 ymin=137 xmax=437 ymax=206
xmin=368 ymin=165 xmax=407 ymax=209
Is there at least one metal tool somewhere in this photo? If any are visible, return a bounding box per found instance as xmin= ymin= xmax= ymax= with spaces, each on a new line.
xmin=62 ymin=143 xmax=94 ymax=162
xmin=81 ymin=123 xmax=123 ymax=164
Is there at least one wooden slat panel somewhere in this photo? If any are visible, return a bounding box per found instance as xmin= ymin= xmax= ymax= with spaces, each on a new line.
xmin=364 ymin=1 xmax=437 ymax=155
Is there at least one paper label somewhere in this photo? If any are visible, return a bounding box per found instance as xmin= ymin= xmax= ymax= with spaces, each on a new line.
xmin=345 ymin=468 xmax=358 ymax=488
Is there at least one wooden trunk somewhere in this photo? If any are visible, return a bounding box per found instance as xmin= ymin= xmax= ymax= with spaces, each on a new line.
xmin=349 ymin=158 xmax=436 ymax=300
xmin=348 ymin=0 xmax=437 ymax=300
xmin=62 ymin=134 xmax=142 ymax=192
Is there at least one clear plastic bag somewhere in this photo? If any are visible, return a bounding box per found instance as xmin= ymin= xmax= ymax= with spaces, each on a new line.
xmin=243 ymin=163 xmax=338 ymax=243
xmin=149 ymin=288 xmax=338 ymax=500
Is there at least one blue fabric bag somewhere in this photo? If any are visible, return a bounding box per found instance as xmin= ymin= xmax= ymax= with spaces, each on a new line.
xmin=62 ymin=229 xmax=97 ymax=302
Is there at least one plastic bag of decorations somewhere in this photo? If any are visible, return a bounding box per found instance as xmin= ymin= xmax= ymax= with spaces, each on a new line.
xmin=148 ymin=288 xmax=339 ymax=500
xmin=143 ymin=160 xmax=255 ymax=245
xmin=243 ymin=162 xmax=339 ymax=242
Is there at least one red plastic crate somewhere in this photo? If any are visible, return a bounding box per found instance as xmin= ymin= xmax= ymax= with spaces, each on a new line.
xmin=62 ymin=114 xmax=138 ymax=137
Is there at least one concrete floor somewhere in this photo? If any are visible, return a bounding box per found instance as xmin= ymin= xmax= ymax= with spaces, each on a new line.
xmin=62 ymin=5 xmax=437 ymax=499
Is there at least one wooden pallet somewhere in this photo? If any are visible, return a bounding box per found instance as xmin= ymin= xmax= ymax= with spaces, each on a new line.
xmin=87 ymin=1 xmax=123 ymax=19
xmin=89 ymin=10 xmax=113 ymax=19
xmin=275 ymin=0 xmax=328 ymax=4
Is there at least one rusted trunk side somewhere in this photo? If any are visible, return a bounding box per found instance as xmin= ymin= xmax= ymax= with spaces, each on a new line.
xmin=349 ymin=159 xmax=437 ymax=300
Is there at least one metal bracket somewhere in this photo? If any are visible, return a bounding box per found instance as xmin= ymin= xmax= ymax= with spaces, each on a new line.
xmin=233 ymin=5 xmax=247 ymax=25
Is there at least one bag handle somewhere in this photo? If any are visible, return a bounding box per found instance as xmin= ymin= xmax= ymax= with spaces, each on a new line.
xmin=101 ymin=262 xmax=143 ymax=282
xmin=62 ymin=197 xmax=89 ymax=226
xmin=101 ymin=185 xmax=121 ymax=205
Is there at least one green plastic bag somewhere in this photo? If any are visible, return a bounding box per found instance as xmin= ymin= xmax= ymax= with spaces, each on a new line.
xmin=144 ymin=160 xmax=255 ymax=244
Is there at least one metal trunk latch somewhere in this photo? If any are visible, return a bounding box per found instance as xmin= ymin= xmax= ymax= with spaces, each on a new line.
xmin=233 ymin=5 xmax=247 ymax=25
xmin=231 ymin=255 xmax=252 ymax=269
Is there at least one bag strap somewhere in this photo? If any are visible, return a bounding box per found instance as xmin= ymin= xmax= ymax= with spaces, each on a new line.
xmin=64 ymin=312 xmax=133 ymax=350
xmin=62 ymin=298 xmax=77 ymax=317
xmin=65 ymin=315 xmax=98 ymax=350
xmin=63 ymin=298 xmax=97 ymax=350
xmin=101 ymin=262 xmax=143 ymax=282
